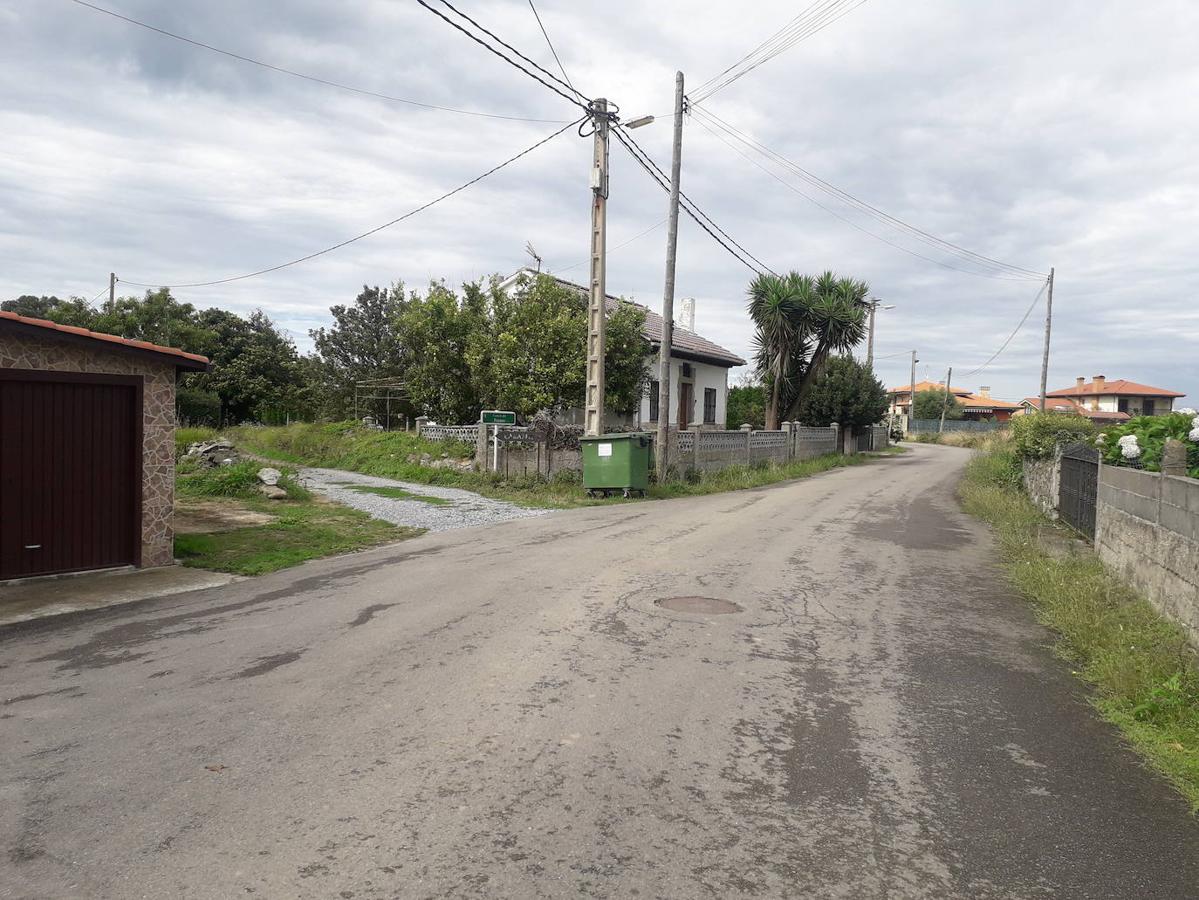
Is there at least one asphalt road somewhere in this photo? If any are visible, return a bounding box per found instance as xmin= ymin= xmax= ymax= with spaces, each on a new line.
xmin=3 ymin=445 xmax=1199 ymax=899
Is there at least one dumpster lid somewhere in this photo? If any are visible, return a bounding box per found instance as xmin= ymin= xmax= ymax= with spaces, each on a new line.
xmin=579 ymin=432 xmax=652 ymax=442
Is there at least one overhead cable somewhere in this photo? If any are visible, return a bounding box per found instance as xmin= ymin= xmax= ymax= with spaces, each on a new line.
xmin=527 ymin=0 xmax=576 ymax=96
xmin=690 ymin=107 xmax=1045 ymax=281
xmin=691 ymin=0 xmax=872 ymax=103
xmin=612 ymin=127 xmax=773 ymax=276
xmin=65 ymin=0 xmax=571 ymax=124
xmin=963 ymin=278 xmax=1051 ymax=376
xmin=119 ymin=117 xmax=583 ymax=289
xmin=555 ymin=219 xmax=668 ymax=273
xmin=415 ymin=0 xmax=589 ymax=112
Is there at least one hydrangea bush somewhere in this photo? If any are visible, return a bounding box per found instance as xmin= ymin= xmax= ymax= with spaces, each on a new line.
xmin=1100 ymin=412 xmax=1199 ymax=479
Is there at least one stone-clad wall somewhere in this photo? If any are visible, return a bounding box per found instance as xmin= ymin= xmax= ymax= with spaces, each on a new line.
xmin=0 ymin=332 xmax=177 ymax=568
xmin=1096 ymin=465 xmax=1199 ymax=646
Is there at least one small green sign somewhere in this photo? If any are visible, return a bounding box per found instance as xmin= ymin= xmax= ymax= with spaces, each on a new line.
xmin=481 ymin=410 xmax=516 ymax=425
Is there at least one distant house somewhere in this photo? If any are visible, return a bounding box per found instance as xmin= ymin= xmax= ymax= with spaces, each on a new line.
xmin=499 ymin=268 xmax=746 ymax=430
xmin=1041 ymin=376 xmax=1186 ymax=418
xmin=1014 ymin=396 xmax=1129 ymax=423
xmin=887 ymin=381 xmax=1021 ymax=422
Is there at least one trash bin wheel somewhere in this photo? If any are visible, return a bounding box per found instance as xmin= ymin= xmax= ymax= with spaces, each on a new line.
xmin=622 ymin=489 xmax=632 ymax=499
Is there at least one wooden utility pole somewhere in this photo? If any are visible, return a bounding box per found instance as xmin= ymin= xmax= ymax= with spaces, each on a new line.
xmin=108 ymin=272 xmax=116 ymax=306
xmin=655 ymin=72 xmax=685 ymax=476
xmin=584 ymin=98 xmax=610 ymax=438
xmin=938 ymin=366 xmax=953 ymax=433
xmin=1038 ymin=267 xmax=1055 ymax=411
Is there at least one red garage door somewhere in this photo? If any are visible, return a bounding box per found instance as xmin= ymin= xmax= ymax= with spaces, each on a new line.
xmin=0 ymin=372 xmax=141 ymax=580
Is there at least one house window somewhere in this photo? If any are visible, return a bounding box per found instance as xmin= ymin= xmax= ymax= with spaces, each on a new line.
xmin=703 ymin=387 xmax=717 ymax=424
xmin=1118 ymin=398 xmax=1129 ymax=414
xmin=648 ymin=380 xmax=660 ymax=422
xmin=1142 ymin=398 xmax=1155 ymax=416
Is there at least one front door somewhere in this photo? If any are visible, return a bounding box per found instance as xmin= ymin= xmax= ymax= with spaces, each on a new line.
xmin=678 ymin=383 xmax=693 ymax=429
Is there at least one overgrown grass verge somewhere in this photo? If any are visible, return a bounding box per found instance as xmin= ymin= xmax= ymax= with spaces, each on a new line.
xmin=175 ymin=459 xmax=416 ymax=575
xmin=908 ymin=430 xmax=1011 ymax=449
xmin=960 ymin=446 xmax=1199 ymax=810
xmin=231 ymin=422 xmax=902 ymax=508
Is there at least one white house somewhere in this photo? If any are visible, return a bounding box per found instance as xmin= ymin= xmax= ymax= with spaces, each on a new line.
xmin=499 ymin=268 xmax=746 ymax=430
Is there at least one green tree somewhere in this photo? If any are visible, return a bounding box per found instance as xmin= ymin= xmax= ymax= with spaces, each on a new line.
xmin=748 ymin=271 xmax=870 ymax=429
xmin=912 ymin=388 xmax=964 ymax=421
xmin=310 ymin=283 xmax=409 ymax=419
xmin=726 ymin=382 xmax=766 ymax=429
xmin=3 ymin=295 xmax=67 ymax=319
xmin=396 ymin=281 xmax=485 ymax=423
xmin=467 ymin=274 xmax=649 ymax=420
xmin=796 ymin=355 xmax=889 ymax=431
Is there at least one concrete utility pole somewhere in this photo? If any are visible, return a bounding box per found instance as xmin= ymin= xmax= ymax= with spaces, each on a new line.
xmin=1038 ymin=267 xmax=1055 ymax=411
xmin=108 ymin=272 xmax=116 ymax=306
xmin=938 ymin=366 xmax=953 ymax=433
xmin=655 ymin=72 xmax=685 ymax=476
xmin=908 ymin=349 xmax=918 ymax=428
xmin=866 ymin=302 xmax=878 ymax=370
xmin=584 ymin=98 xmax=610 ymax=437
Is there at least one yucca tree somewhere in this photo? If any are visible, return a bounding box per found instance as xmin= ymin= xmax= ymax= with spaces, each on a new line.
xmin=748 ymin=270 xmax=869 ymax=429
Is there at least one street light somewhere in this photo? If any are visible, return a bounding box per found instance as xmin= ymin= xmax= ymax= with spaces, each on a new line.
xmin=865 ymin=298 xmax=895 ymax=370
xmin=624 ymin=114 xmax=655 ymax=129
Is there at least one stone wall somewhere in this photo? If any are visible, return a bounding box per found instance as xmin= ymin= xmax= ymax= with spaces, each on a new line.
xmin=0 ymin=332 xmax=177 ymax=567
xmin=1095 ymin=465 xmax=1199 ymax=646
xmin=1022 ymin=456 xmax=1059 ymax=519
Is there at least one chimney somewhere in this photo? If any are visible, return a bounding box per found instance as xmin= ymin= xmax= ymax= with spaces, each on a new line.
xmin=1093 ymin=375 xmax=1106 ymax=393
xmin=677 ymin=297 xmax=695 ymax=332
xmin=1075 ymin=376 xmax=1085 ymax=394
xmin=978 ymin=386 xmax=991 ymax=400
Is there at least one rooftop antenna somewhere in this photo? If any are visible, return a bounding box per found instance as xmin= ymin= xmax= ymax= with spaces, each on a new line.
xmin=525 ymin=241 xmax=542 ymax=272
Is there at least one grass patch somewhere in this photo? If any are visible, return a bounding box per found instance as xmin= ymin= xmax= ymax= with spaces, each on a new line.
xmin=960 ymin=445 xmax=1199 ymax=811
xmin=649 ymin=451 xmax=882 ymax=500
xmin=176 ymin=460 xmax=308 ymax=502
xmin=175 ymin=497 xmax=416 ymax=576
xmin=342 ymin=484 xmax=451 ymax=505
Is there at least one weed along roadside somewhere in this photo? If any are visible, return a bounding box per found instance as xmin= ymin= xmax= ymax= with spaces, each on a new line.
xmin=959 ymin=439 xmax=1199 ymax=810
xmin=225 ymin=421 xmax=904 ymax=509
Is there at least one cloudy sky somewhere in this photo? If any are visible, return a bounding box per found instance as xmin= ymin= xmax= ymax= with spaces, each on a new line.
xmin=3 ymin=0 xmax=1197 ymax=402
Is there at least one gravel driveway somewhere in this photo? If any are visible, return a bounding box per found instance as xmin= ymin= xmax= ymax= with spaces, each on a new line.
xmin=298 ymin=466 xmax=547 ymax=533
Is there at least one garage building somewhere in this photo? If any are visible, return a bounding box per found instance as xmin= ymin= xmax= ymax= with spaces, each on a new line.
xmin=0 ymin=311 xmax=209 ymax=581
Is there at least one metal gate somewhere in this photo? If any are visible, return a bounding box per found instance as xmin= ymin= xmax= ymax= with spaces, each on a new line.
xmin=1059 ymin=442 xmax=1098 ymax=539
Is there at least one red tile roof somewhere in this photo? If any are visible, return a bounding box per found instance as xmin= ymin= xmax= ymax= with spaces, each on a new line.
xmin=888 ymin=381 xmax=971 ymax=396
xmin=1047 ymin=379 xmax=1184 ymax=399
xmin=889 ymin=381 xmax=1020 ymax=409
xmin=1018 ymin=397 xmax=1129 ymax=420
xmin=0 ymin=310 xmax=210 ymax=370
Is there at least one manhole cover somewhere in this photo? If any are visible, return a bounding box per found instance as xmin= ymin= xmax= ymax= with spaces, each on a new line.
xmin=655 ymin=596 xmax=742 ymax=615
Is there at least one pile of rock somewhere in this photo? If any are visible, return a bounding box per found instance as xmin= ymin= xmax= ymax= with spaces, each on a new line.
xmin=183 ymin=438 xmax=239 ymax=468
xmin=406 ymin=453 xmax=474 ymax=472
xmin=256 ymin=467 xmax=287 ymax=500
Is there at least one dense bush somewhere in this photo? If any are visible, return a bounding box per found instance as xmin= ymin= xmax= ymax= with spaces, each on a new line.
xmin=1099 ymin=411 xmax=1199 ymax=478
xmin=1011 ymin=411 xmax=1096 ymax=459
xmin=796 ymin=355 xmax=888 ymax=430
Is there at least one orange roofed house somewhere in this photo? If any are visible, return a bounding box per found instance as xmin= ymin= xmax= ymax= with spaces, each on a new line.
xmin=887 ymin=381 xmax=1022 ymax=422
xmin=1018 ymin=375 xmax=1187 ymax=421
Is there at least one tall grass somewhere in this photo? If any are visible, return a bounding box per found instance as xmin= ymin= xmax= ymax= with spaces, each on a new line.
xmin=960 ymin=445 xmax=1199 ymax=810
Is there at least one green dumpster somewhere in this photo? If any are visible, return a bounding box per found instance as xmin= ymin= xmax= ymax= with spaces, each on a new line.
xmin=580 ymin=433 xmax=652 ymax=498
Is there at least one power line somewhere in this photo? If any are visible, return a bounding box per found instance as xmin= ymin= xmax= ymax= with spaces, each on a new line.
xmin=65 ymin=0 xmax=571 ymax=124
xmin=527 ymin=0 xmax=576 ymax=96
xmin=555 ymin=219 xmax=667 ymax=273
xmin=963 ymin=277 xmax=1051 ymax=377
xmin=690 ymin=106 xmax=1046 ymax=281
xmin=691 ymin=0 xmax=872 ymax=103
xmin=614 ymin=126 xmax=776 ymax=276
xmin=415 ymin=0 xmax=589 ymax=112
xmin=119 ymin=117 xmax=584 ymax=289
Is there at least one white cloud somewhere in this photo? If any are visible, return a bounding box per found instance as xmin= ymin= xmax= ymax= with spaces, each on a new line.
xmin=2 ymin=0 xmax=1196 ymax=403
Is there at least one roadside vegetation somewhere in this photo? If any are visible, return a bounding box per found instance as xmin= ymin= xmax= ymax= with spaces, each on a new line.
xmin=908 ymin=430 xmax=1011 ymax=449
xmin=228 ymin=421 xmax=902 ymax=509
xmin=960 ymin=441 xmax=1199 ymax=810
xmin=174 ymin=456 xmax=416 ymax=576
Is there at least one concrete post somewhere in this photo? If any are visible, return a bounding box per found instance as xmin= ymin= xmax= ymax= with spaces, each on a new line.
xmin=741 ymin=423 xmax=753 ymax=466
xmin=692 ymin=424 xmax=702 ymax=474
xmin=830 ymin=423 xmax=840 ymax=456
xmin=1163 ymin=438 xmax=1188 ymax=478
xmin=781 ymin=421 xmax=794 ymax=461
xmin=475 ymin=416 xmax=488 ymax=473
xmin=415 ymin=416 xmax=429 ymax=436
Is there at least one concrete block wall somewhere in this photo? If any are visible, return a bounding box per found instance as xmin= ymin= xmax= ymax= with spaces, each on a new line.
xmin=1022 ymin=456 xmax=1059 ymax=520
xmin=1096 ymin=465 xmax=1199 ymax=645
